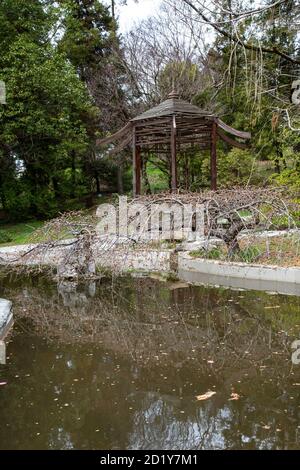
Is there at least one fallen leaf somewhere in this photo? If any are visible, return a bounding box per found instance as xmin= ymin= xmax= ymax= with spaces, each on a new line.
xmin=229 ymin=393 xmax=240 ymax=401
xmin=196 ymin=391 xmax=216 ymax=401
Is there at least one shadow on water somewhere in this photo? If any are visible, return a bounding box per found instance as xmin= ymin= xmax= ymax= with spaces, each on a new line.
xmin=0 ymin=269 xmax=300 ymax=450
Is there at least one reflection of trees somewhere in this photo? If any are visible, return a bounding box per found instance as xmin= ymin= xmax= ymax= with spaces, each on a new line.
xmin=128 ymin=392 xmax=228 ymax=450
xmin=0 ymin=272 xmax=300 ymax=449
xmin=5 ymin=274 xmax=300 ymax=372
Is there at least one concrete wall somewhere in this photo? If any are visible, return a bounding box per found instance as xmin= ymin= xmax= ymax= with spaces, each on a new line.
xmin=93 ymin=247 xmax=172 ymax=273
xmin=0 ymin=241 xmax=173 ymax=274
xmin=178 ymin=253 xmax=300 ymax=296
xmin=0 ymin=241 xmax=74 ymax=266
xmin=1 ymin=241 xmax=300 ymax=294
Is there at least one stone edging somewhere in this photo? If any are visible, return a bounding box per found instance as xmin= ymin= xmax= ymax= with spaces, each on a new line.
xmin=178 ymin=253 xmax=300 ymax=295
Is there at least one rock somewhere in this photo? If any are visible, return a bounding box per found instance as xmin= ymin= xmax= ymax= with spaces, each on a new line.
xmin=217 ymin=218 xmax=230 ymax=226
xmin=177 ymin=238 xmax=225 ymax=252
xmin=168 ymin=281 xmax=190 ymax=290
xmin=238 ymin=228 xmax=300 ymax=240
xmin=57 ymin=264 xmax=78 ymax=280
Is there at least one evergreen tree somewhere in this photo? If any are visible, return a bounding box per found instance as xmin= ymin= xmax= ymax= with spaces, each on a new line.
xmin=0 ymin=0 xmax=98 ymax=219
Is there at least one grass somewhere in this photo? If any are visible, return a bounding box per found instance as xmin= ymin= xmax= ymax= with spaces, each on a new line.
xmin=190 ymin=247 xmax=224 ymax=260
xmin=0 ymin=196 xmax=113 ymax=247
xmin=146 ymin=162 xmax=169 ymax=193
xmin=0 ymin=220 xmax=45 ymax=247
xmin=239 ymin=234 xmax=300 ymax=267
xmin=189 ymin=234 xmax=300 ymax=267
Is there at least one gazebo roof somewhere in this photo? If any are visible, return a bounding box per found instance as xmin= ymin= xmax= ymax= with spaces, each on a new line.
xmin=97 ymin=90 xmax=251 ymax=160
xmin=131 ymin=91 xmax=213 ymax=122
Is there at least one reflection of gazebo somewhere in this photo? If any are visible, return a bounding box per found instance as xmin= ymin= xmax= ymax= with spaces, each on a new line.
xmin=97 ymin=92 xmax=251 ymax=195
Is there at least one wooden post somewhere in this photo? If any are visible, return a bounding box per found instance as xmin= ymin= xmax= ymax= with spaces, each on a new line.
xmin=132 ymin=127 xmax=141 ymax=196
xmin=210 ymin=120 xmax=217 ymax=191
xmin=171 ymin=115 xmax=177 ymax=193
xmin=132 ymin=127 xmax=136 ymax=196
xmin=135 ymin=145 xmax=141 ymax=195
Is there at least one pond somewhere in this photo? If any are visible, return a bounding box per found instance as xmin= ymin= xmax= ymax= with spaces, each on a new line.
xmin=0 ymin=271 xmax=300 ymax=450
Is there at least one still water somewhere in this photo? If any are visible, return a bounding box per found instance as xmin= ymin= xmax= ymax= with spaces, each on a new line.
xmin=0 ymin=271 xmax=300 ymax=450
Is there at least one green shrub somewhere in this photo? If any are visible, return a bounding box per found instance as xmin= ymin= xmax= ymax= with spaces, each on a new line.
xmin=190 ymin=247 xmax=223 ymax=260
xmin=218 ymin=148 xmax=260 ymax=186
xmin=0 ymin=230 xmax=13 ymax=244
xmin=1 ymin=184 xmax=31 ymax=222
xmin=271 ymin=168 xmax=300 ymax=192
xmin=238 ymin=246 xmax=261 ymax=263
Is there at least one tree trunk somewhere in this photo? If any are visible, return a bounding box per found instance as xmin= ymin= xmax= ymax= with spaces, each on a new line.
xmin=52 ymin=177 xmax=60 ymax=200
xmin=0 ymin=189 xmax=7 ymax=211
xmin=111 ymin=0 xmax=115 ymax=19
xmin=273 ymin=137 xmax=284 ymax=174
xmin=71 ymin=150 xmax=76 ymax=198
xmin=95 ymin=172 xmax=101 ymax=195
xmin=227 ymin=238 xmax=240 ymax=258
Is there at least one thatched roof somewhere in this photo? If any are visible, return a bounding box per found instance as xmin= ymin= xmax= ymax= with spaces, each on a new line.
xmin=131 ymin=91 xmax=213 ymax=122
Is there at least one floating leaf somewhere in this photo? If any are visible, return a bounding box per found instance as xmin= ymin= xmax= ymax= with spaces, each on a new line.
xmin=196 ymin=391 xmax=216 ymax=401
xmin=229 ymin=392 xmax=240 ymax=401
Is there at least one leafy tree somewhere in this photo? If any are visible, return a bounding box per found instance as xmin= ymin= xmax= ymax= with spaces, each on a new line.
xmin=58 ymin=0 xmax=114 ymax=81
xmin=0 ymin=0 xmax=102 ymax=220
xmin=193 ymin=0 xmax=300 ymax=187
xmin=58 ymin=0 xmax=129 ymax=194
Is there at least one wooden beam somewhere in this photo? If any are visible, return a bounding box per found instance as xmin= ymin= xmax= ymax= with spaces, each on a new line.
xmin=217 ymin=119 xmax=251 ymax=139
xmin=135 ymin=118 xmax=171 ymax=128
xmin=132 ymin=127 xmax=137 ymax=196
xmin=217 ymin=128 xmax=249 ymax=150
xmin=178 ymin=137 xmax=211 ymax=145
xmin=171 ymin=116 xmax=177 ymax=193
xmin=210 ymin=120 xmax=217 ymax=191
xmin=108 ymin=134 xmax=132 ymax=156
xmin=97 ymin=122 xmax=132 ymax=146
xmin=135 ymin=145 xmax=141 ymax=196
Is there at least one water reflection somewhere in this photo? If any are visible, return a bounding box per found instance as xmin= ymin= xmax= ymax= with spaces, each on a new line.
xmin=0 ymin=272 xmax=300 ymax=449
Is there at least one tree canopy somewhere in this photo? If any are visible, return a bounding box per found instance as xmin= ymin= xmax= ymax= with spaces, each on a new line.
xmin=0 ymin=0 xmax=299 ymax=221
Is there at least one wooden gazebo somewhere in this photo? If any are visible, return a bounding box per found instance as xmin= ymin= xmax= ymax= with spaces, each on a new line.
xmin=97 ymin=91 xmax=251 ymax=195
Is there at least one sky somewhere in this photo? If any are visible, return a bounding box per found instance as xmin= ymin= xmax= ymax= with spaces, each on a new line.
xmin=116 ymin=0 xmax=163 ymax=33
